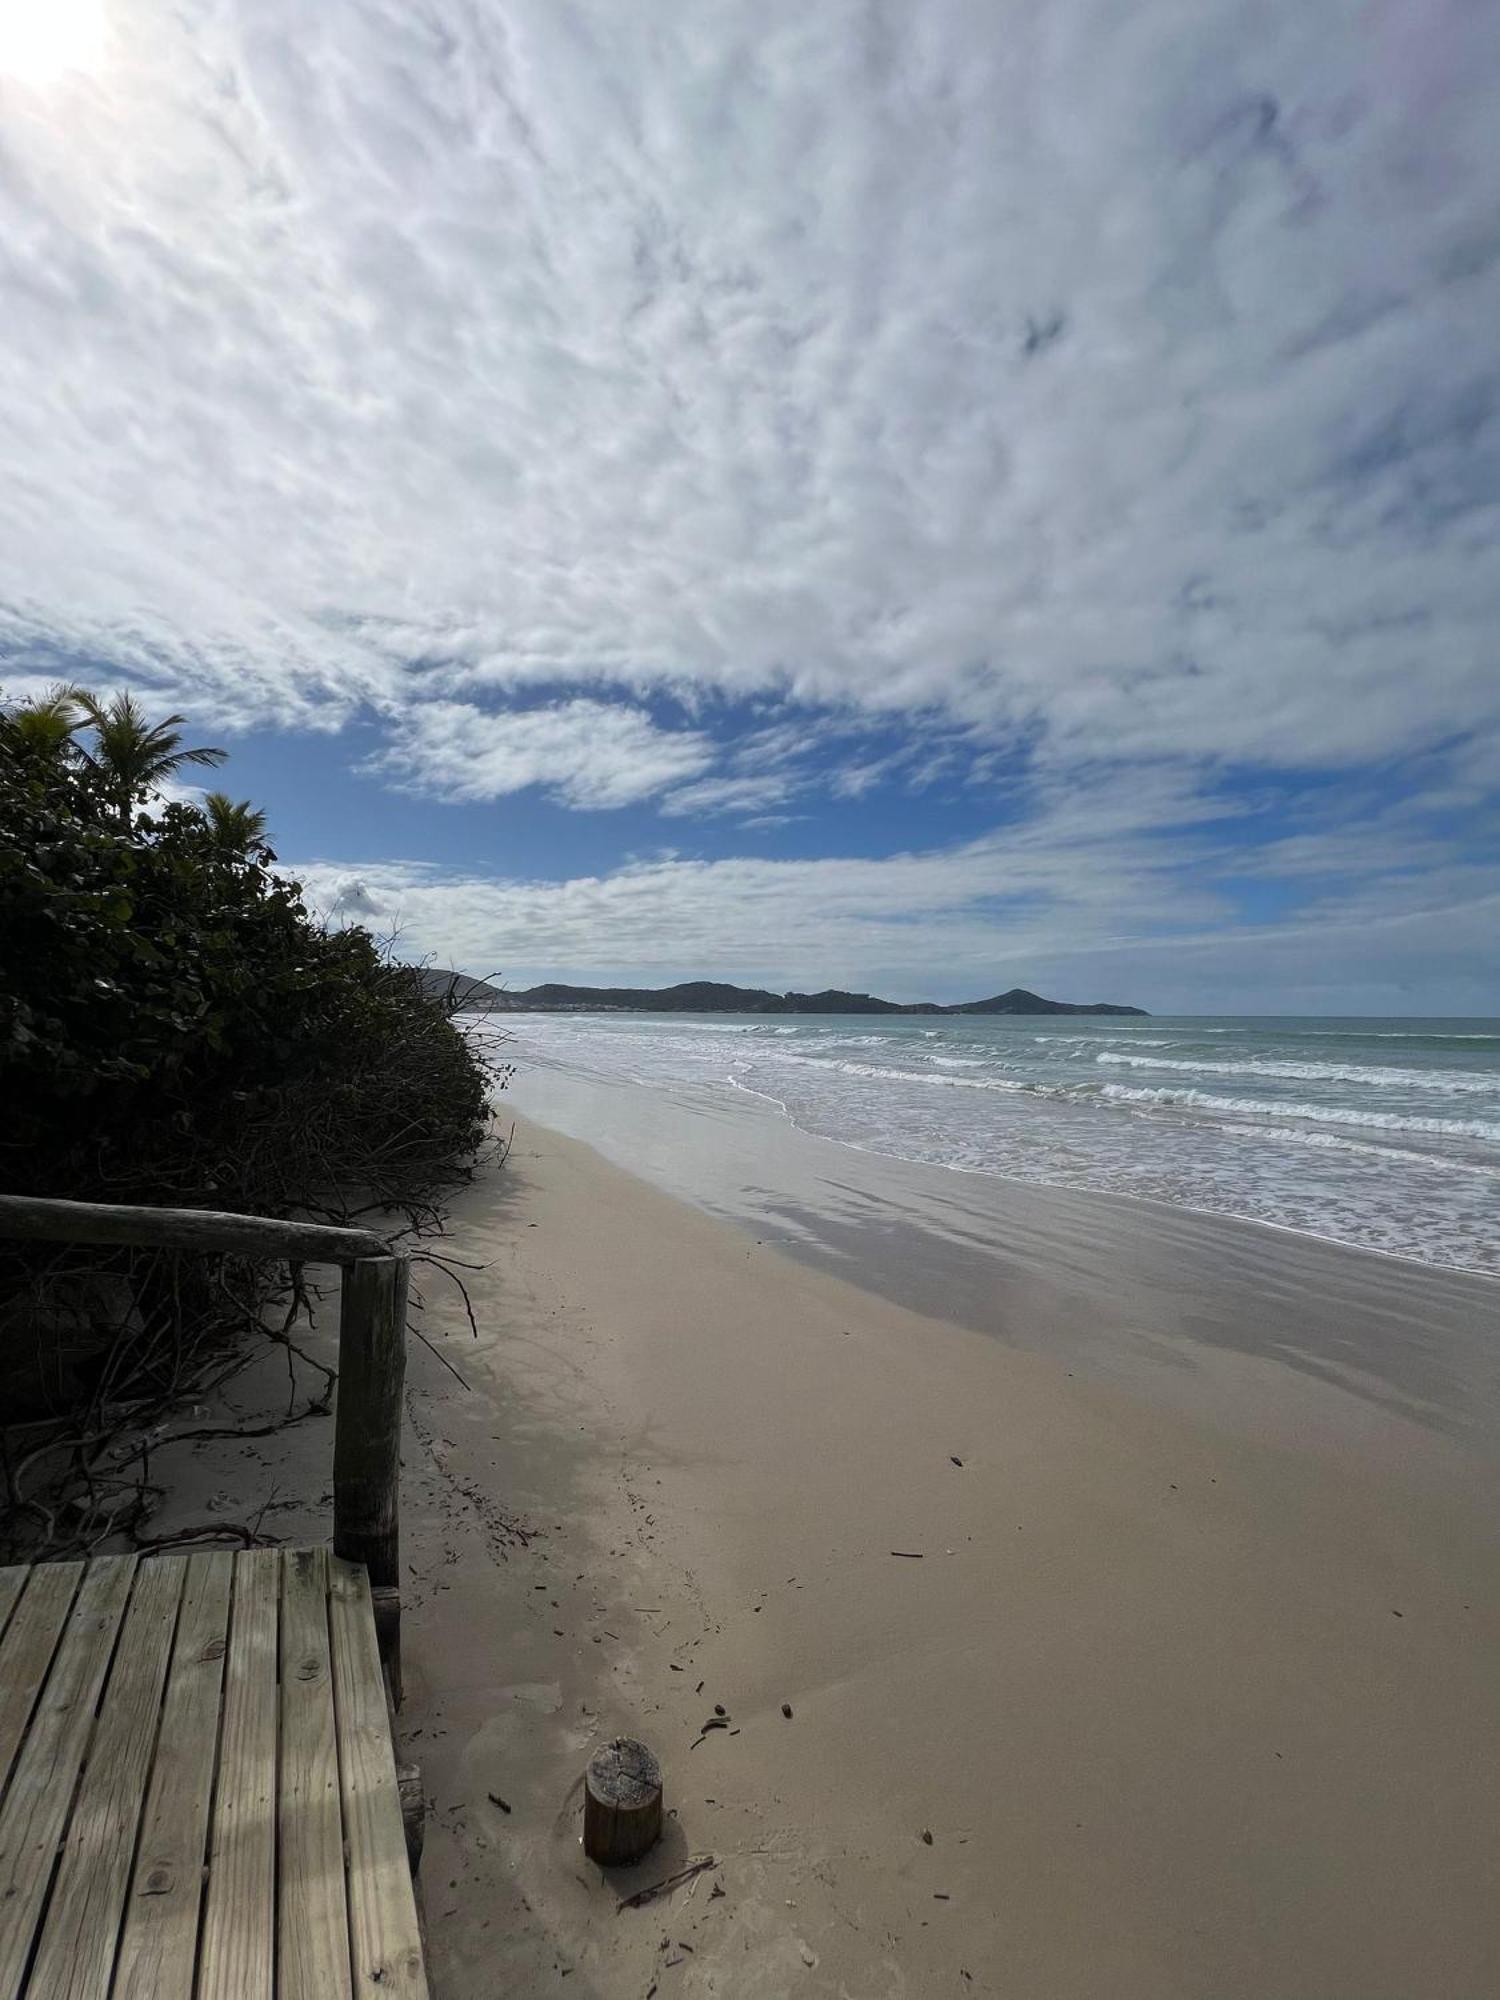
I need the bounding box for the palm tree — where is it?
[202,791,268,852]
[0,683,86,764]
[77,691,226,821]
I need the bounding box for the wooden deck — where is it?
[0,1546,427,2000]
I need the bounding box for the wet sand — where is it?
[159,1102,1500,1997]
[505,1057,1500,1469]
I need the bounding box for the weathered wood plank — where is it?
[198,1547,280,2000]
[0,1574,26,1651]
[328,1558,428,1998]
[27,1556,186,2000]
[0,1193,388,1265]
[279,1546,353,2000]
[113,1551,234,2000]
[0,1555,137,2000]
[334,1257,410,1591]
[0,1562,83,1807]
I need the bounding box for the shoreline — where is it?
[482,1009,1500,1282]
[503,1058,1500,1476]
[723,1065,1500,1284]
[153,1108,1500,1995]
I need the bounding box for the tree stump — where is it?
[583,1738,663,1866]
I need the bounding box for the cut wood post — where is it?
[395,1763,425,1875]
[584,1738,663,1867]
[334,1256,409,1696]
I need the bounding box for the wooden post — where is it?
[583,1739,663,1866]
[334,1255,409,1697]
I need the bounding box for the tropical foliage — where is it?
[1,685,497,1554]
[0,683,492,1217]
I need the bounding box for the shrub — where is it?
[0,739,490,1217]
[0,690,497,1554]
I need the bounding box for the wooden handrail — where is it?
[0,1192,410,1695]
[0,1193,388,1264]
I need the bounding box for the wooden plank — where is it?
[0,1193,388,1266]
[0,1563,83,1806]
[328,1558,428,1998]
[0,1555,136,2000]
[197,1548,279,2000]
[0,1573,26,1650]
[26,1556,186,2000]
[113,1551,234,2000]
[278,1546,352,2000]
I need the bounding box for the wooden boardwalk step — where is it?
[0,1549,426,2000]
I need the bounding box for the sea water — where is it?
[487,1013,1500,1276]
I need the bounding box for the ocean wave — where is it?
[1285,1030,1500,1045]
[1220,1122,1500,1175]
[627,1018,766,1034]
[1029,1032,1173,1044]
[1096,1052,1497,1093]
[1095,1082,1500,1143]
[770,1054,1028,1093]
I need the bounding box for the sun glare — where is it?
[0,0,105,86]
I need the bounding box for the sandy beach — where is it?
[152,1095,1500,1999]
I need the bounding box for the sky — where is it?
[1,0,1497,1011]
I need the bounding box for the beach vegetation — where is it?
[0,684,497,1554]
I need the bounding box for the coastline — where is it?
[157,1103,1500,1996]
[503,1055,1500,1475]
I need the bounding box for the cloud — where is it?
[0,0,1494,791]
[658,772,797,819]
[293,834,1500,1015]
[367,698,712,807]
[290,753,1499,1010]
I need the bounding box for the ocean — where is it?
[486,1013,1500,1277]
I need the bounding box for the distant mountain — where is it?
[949,988,1147,1016]
[418,971,1146,1017]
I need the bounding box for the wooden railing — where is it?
[0,1193,411,1692]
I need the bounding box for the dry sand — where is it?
[159,1112,1500,1998]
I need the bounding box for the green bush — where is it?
[0,718,490,1218]
[0,689,497,1553]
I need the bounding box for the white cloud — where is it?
[294,834,1500,1015]
[367,698,711,807]
[291,757,1500,1011]
[658,772,797,819]
[0,0,1494,786]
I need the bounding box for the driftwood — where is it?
[615,1855,716,1911]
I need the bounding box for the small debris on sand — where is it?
[781,1702,793,1718]
[951,1456,964,1467]
[891,1550,924,1559]
[921,1829,933,1844]
[616,1855,716,1911]
[487,1792,512,1814]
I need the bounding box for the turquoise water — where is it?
[493,1014,1500,1275]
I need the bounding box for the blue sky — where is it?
[1,0,1497,1009]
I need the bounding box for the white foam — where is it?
[777,1054,1029,1093]
[1096,1052,1497,1093]
[1095,1082,1500,1143]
